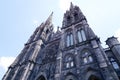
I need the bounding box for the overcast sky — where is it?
[0,0,120,79]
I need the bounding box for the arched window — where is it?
[88,56,93,62]
[74,12,79,21]
[65,55,74,68]
[82,50,93,64]
[66,33,73,47]
[77,29,86,43]
[65,74,77,80]
[67,16,71,24]
[110,58,119,69]
[37,75,46,80]
[88,75,101,80]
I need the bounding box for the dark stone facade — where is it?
[2,3,120,80]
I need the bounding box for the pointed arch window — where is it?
[65,55,74,68]
[110,58,119,69]
[67,16,71,24]
[82,50,93,64]
[77,29,86,43]
[74,12,79,21]
[66,33,73,47]
[88,56,93,62]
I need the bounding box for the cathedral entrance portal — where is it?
[88,75,100,80]
[38,75,46,80]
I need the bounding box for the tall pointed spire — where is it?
[70,2,74,10]
[45,12,53,25]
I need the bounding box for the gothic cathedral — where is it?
[2,3,120,80]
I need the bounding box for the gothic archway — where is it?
[37,75,46,80]
[65,74,77,80]
[88,75,100,80]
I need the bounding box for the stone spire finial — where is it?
[45,12,53,24]
[70,2,74,10]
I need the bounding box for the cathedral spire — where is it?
[45,12,53,25]
[70,2,74,10]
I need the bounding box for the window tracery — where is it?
[82,50,93,64]
[66,30,73,47]
[65,55,74,68]
[67,16,71,24]
[74,12,79,21]
[110,58,119,69]
[77,28,86,43]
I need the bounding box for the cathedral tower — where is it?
[106,36,120,64]
[58,3,119,80]
[2,3,120,80]
[2,13,54,80]
[105,37,120,78]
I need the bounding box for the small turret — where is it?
[106,36,120,64]
[106,36,120,48]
